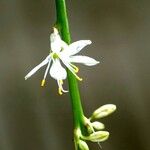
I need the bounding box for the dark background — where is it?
[0,0,150,150]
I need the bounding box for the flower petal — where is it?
[50,59,67,80]
[69,55,99,66]
[50,29,62,53]
[25,55,50,80]
[50,28,68,53]
[63,40,92,56]
[50,36,62,53]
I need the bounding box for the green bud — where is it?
[91,121,105,130]
[84,131,109,142]
[78,140,89,150]
[91,104,116,119]
[74,128,82,139]
[87,126,93,134]
[83,117,93,134]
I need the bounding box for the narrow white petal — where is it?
[61,41,68,50]
[25,55,50,80]
[63,40,92,56]
[50,59,67,80]
[50,28,69,53]
[69,55,99,66]
[50,31,62,53]
[50,38,62,53]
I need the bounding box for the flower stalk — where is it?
[55,0,85,137]
[55,1,87,149]
[54,1,116,150]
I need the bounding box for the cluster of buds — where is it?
[75,104,116,150]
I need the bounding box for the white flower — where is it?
[25,28,99,95]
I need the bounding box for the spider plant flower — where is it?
[25,28,99,95]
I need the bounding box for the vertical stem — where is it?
[55,0,84,131]
[55,0,71,43]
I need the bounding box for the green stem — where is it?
[55,0,84,130]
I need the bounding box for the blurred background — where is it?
[0,0,150,150]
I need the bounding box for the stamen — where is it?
[76,76,83,81]
[66,63,82,81]
[70,63,79,73]
[58,80,63,95]
[41,79,46,87]
[58,88,63,95]
[73,73,83,81]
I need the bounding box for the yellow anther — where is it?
[41,79,46,87]
[58,88,63,95]
[70,63,79,73]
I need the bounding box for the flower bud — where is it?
[91,104,116,119]
[91,121,105,130]
[78,140,89,150]
[87,126,93,134]
[85,131,109,142]
[83,117,93,134]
